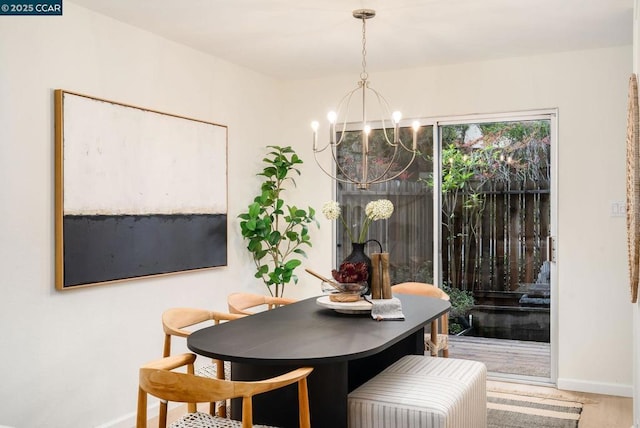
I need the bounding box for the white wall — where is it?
[282,46,634,397]
[0,3,325,427]
[0,2,634,427]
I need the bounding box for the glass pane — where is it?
[335,125,434,284]
[440,119,552,378]
[439,120,551,294]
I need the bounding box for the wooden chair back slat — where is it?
[227,293,296,315]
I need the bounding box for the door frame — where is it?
[428,108,558,384]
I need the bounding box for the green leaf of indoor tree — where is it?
[237,145,318,297]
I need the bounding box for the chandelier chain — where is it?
[360,17,368,81]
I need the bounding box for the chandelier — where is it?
[311,9,420,190]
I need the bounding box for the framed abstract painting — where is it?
[54,90,228,290]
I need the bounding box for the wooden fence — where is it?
[337,181,433,284]
[443,180,550,292]
[337,179,550,292]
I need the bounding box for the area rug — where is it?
[487,389,583,428]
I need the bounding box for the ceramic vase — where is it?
[343,242,372,294]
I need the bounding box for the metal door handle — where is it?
[547,236,555,262]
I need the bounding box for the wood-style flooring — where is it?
[153,336,633,427]
[157,388,632,428]
[487,379,633,428]
[449,335,632,427]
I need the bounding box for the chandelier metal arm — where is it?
[313,86,360,153]
[367,149,418,185]
[312,150,372,187]
[312,141,418,187]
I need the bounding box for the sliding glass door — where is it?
[335,110,557,383]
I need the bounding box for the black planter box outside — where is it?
[467,304,550,342]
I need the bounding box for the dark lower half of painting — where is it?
[63,213,227,287]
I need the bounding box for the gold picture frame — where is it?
[626,73,639,303]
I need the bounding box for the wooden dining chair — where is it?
[137,353,313,428]
[161,308,245,422]
[391,282,450,357]
[227,293,296,315]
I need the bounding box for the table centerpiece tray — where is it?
[316,295,372,314]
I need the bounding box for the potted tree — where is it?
[238,146,318,297]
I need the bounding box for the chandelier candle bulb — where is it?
[392,111,402,144]
[327,111,337,144]
[364,124,371,153]
[311,121,319,150]
[412,121,420,150]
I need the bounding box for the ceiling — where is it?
[70,0,633,80]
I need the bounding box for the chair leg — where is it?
[158,400,168,428]
[216,401,227,418]
[298,377,311,428]
[442,314,449,358]
[215,359,227,417]
[430,322,439,357]
[137,388,148,428]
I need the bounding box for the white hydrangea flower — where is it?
[365,199,394,221]
[322,199,393,244]
[321,200,341,220]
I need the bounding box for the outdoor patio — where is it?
[447,335,551,379]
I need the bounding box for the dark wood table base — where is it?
[232,330,424,428]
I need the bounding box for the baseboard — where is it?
[94,410,137,428]
[556,377,633,397]
[95,401,164,428]
[96,402,202,428]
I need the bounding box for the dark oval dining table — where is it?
[188,294,450,428]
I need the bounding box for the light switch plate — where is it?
[611,201,626,217]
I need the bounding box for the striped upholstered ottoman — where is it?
[348,355,487,428]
